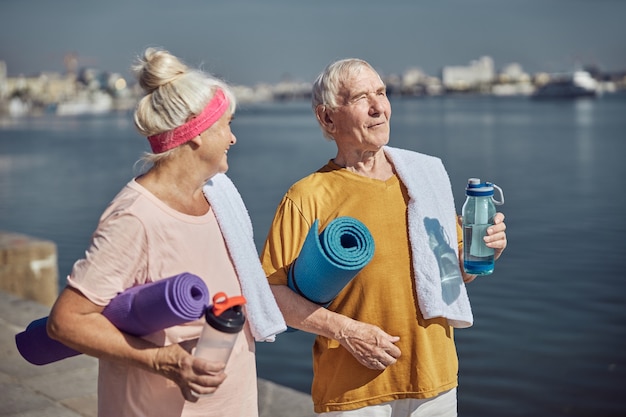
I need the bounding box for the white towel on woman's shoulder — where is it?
[203,174,286,341]
[384,146,473,328]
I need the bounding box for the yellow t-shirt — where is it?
[261,161,459,413]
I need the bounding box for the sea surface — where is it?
[1,95,625,416]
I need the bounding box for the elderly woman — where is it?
[47,47,285,417]
[261,58,507,416]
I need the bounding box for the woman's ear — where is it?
[189,134,203,148]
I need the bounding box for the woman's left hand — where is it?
[152,340,227,402]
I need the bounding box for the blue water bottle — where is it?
[462,178,504,275]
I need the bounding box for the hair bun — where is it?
[132,46,236,142]
[133,47,188,93]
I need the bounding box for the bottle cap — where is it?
[465,178,494,196]
[465,178,504,204]
[205,292,247,333]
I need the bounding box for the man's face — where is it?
[328,67,392,151]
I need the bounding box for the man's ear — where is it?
[315,105,335,134]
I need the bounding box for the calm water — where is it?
[1,96,625,416]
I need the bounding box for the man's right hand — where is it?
[334,319,401,370]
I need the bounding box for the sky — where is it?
[1,0,625,86]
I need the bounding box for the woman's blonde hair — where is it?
[132,47,236,163]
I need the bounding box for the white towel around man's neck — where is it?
[384,146,473,328]
[203,174,286,341]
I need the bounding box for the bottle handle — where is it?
[490,183,505,205]
[211,292,247,317]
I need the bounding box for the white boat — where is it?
[532,70,598,99]
[2,97,31,117]
[56,90,113,116]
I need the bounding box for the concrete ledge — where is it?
[0,231,58,307]
[0,290,315,417]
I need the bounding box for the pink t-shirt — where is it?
[68,179,258,417]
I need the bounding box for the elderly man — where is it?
[261,58,507,416]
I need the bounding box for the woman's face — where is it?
[327,67,392,151]
[199,110,236,175]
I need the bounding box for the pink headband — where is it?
[147,89,229,154]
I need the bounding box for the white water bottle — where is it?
[194,292,246,366]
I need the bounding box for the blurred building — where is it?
[492,62,534,96]
[441,56,495,92]
[383,67,443,97]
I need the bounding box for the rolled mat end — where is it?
[288,217,375,305]
[15,317,81,366]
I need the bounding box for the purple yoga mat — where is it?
[15,272,209,365]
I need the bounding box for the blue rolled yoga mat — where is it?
[288,217,375,306]
[15,272,209,365]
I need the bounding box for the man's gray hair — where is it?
[311,58,382,140]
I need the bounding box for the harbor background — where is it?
[1,94,625,416]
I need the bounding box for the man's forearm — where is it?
[270,284,352,340]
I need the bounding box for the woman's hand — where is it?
[152,340,227,402]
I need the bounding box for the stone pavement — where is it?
[0,290,315,417]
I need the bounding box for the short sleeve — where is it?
[260,196,311,286]
[67,213,148,306]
